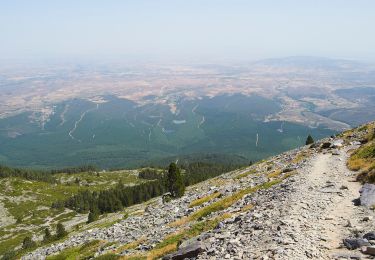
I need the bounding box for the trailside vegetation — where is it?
[55,162,236,216]
[348,124,375,183]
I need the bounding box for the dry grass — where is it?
[188,192,221,208]
[208,178,227,187]
[234,169,256,179]
[267,169,282,179]
[347,129,375,183]
[348,158,371,171]
[348,142,375,172]
[116,238,147,253]
[146,243,177,260]
[240,204,254,212]
[120,255,146,260]
[130,210,144,217]
[169,216,189,227]
[292,152,308,164]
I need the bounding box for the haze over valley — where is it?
[2,57,375,168]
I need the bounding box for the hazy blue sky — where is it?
[1,0,375,62]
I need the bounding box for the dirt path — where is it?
[281,148,365,259]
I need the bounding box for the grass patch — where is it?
[292,152,308,164]
[120,255,147,260]
[240,204,254,212]
[91,219,120,229]
[267,169,282,179]
[348,142,375,172]
[147,243,177,260]
[347,132,375,183]
[188,192,221,208]
[95,254,120,260]
[116,238,146,253]
[234,169,256,179]
[46,240,103,260]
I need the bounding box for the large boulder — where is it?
[162,241,206,260]
[359,184,375,207]
[343,238,370,250]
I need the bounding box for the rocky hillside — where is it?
[22,121,375,260]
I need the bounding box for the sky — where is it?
[1,0,375,62]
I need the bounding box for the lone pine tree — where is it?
[166,162,185,198]
[56,223,67,239]
[305,134,314,145]
[87,208,99,223]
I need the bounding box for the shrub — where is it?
[2,250,16,260]
[94,254,119,260]
[43,227,52,242]
[22,236,36,249]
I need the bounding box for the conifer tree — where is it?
[43,227,51,242]
[22,236,36,249]
[305,134,314,145]
[166,163,185,198]
[87,208,99,223]
[56,222,67,239]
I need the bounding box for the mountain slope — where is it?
[20,121,375,260]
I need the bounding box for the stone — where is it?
[363,232,375,240]
[343,238,370,250]
[321,142,332,149]
[162,241,206,260]
[331,253,362,259]
[361,245,375,256]
[359,184,375,207]
[362,216,373,222]
[345,220,353,227]
[215,221,224,230]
